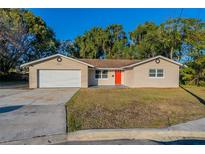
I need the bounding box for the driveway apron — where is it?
[0,88,78,142]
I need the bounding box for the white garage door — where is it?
[39,70,81,88]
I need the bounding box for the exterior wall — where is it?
[124,58,180,88]
[29,57,88,88]
[124,68,134,87]
[121,71,124,85]
[28,56,179,88]
[88,69,116,86]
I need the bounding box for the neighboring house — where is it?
[21,54,183,88]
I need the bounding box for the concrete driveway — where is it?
[0,88,78,143]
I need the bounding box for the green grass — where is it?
[66,86,205,132]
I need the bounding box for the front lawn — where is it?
[66,87,205,132]
[182,85,205,100]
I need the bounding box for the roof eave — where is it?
[20,54,94,68]
[89,67,124,70]
[122,55,183,69]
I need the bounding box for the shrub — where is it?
[199,80,205,86]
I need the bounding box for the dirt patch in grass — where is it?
[66,87,205,132]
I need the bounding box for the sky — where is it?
[29,8,205,41]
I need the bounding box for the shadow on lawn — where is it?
[0,105,23,114]
[180,85,205,106]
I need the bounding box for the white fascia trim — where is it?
[20,54,94,68]
[122,55,183,69]
[157,56,184,66]
[95,67,124,70]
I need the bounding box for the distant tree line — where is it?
[0,9,205,85]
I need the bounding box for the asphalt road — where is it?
[57,139,205,145]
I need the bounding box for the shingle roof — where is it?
[21,54,184,68]
[79,59,141,68]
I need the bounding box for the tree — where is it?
[74,24,129,59]
[57,40,78,57]
[74,27,107,58]
[181,56,205,86]
[180,66,196,85]
[0,9,58,74]
[191,56,205,86]
[105,24,128,58]
[136,30,163,58]
[130,22,158,45]
[0,9,33,74]
[159,18,205,61]
[159,19,183,60]
[182,18,205,60]
[129,18,205,61]
[129,22,163,59]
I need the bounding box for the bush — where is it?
[199,81,205,86]
[180,67,195,85]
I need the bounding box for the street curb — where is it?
[67,129,205,142]
[2,129,205,144]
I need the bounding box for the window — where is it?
[95,70,108,79]
[95,70,101,79]
[157,69,163,77]
[149,69,156,77]
[102,70,108,79]
[149,69,164,78]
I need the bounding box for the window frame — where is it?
[149,69,156,77]
[101,70,108,79]
[95,70,108,80]
[156,69,164,77]
[149,69,164,78]
[95,70,101,79]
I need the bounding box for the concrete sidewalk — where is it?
[168,118,205,131]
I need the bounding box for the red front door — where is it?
[115,70,121,85]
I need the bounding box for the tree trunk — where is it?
[195,74,200,86]
[196,77,199,86]
[170,47,174,59]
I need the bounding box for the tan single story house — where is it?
[20,54,183,88]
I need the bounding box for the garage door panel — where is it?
[39,70,81,88]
